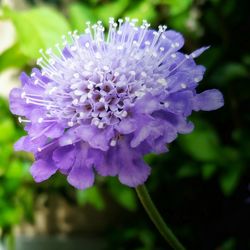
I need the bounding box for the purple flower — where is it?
[9,18,224,189]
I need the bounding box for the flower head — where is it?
[10,18,224,189]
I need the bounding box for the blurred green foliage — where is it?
[0,0,249,249]
[0,98,33,232]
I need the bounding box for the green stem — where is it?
[135,184,186,250]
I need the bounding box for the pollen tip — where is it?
[110,139,117,147]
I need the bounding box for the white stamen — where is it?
[93,118,99,126]
[38,117,43,123]
[49,87,57,95]
[181,83,187,89]
[73,73,80,78]
[164,102,170,108]
[68,121,74,127]
[74,90,83,96]
[121,111,128,117]
[72,99,79,105]
[98,122,104,129]
[157,78,167,85]
[87,92,93,98]
[110,139,117,147]
[87,82,94,89]
[103,65,109,71]
[194,77,200,83]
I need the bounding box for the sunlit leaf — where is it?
[123,1,157,23]
[3,7,70,58]
[0,44,28,72]
[0,144,13,165]
[0,203,22,227]
[95,0,130,26]
[68,3,96,31]
[0,119,15,142]
[5,160,25,178]
[164,0,193,16]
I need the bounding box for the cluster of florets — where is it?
[10,18,223,189]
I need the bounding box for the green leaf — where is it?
[138,229,155,249]
[0,204,22,227]
[144,153,156,165]
[219,166,241,196]
[76,186,105,210]
[0,144,13,166]
[19,188,34,222]
[179,120,220,162]
[123,1,157,23]
[95,0,130,26]
[4,7,70,58]
[68,3,96,31]
[69,0,130,29]
[108,178,137,211]
[0,119,15,142]
[222,0,236,17]
[220,147,240,165]
[164,0,193,16]
[197,47,222,69]
[177,164,199,178]
[0,44,29,72]
[5,160,25,178]
[211,62,248,86]
[219,238,236,250]
[202,163,217,179]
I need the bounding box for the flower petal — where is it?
[115,118,137,134]
[30,159,58,182]
[44,123,65,138]
[14,135,47,153]
[119,158,151,187]
[92,148,119,176]
[190,46,210,58]
[193,89,224,111]
[9,88,30,116]
[76,125,114,151]
[67,166,94,189]
[53,145,76,170]
[117,140,151,187]
[162,30,184,50]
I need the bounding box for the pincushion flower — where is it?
[9,18,224,190]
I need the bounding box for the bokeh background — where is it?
[0,0,249,249]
